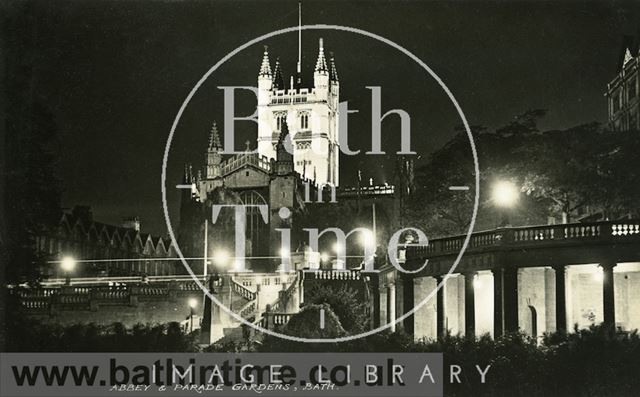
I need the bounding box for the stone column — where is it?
[463,272,476,337]
[553,265,567,332]
[402,275,415,336]
[298,270,305,305]
[290,279,300,312]
[388,282,396,332]
[503,267,519,333]
[492,268,504,338]
[199,276,214,345]
[601,262,617,327]
[371,273,381,328]
[254,283,262,316]
[435,275,445,338]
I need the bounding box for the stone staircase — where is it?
[211,274,300,345]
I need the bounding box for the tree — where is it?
[258,304,346,352]
[411,110,640,232]
[515,123,604,223]
[305,283,368,334]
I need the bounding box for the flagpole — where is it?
[297,1,302,74]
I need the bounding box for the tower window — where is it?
[275,114,286,131]
[300,113,309,130]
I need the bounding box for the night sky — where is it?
[8,0,640,235]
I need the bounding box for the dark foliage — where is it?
[6,318,199,353]
[257,325,640,397]
[305,283,368,334]
[410,110,640,235]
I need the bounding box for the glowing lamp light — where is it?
[188,298,198,309]
[212,250,230,266]
[359,229,375,248]
[333,242,342,253]
[60,256,76,273]
[279,248,290,258]
[492,180,519,208]
[320,252,329,262]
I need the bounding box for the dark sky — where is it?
[8,0,640,235]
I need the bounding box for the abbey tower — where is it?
[256,39,340,186]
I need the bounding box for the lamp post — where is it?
[279,247,290,272]
[188,298,198,333]
[491,180,519,227]
[60,256,76,286]
[333,242,345,270]
[359,229,376,269]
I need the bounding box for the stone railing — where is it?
[12,279,204,312]
[221,153,271,176]
[238,300,256,319]
[269,277,298,313]
[304,269,362,281]
[408,220,640,260]
[230,279,257,301]
[259,311,294,330]
[39,274,207,288]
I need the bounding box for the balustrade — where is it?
[231,279,257,301]
[306,269,361,280]
[408,220,640,262]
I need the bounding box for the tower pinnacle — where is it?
[329,52,339,82]
[207,121,222,151]
[315,38,328,73]
[259,46,272,77]
[273,58,284,90]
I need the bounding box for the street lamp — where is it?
[359,229,375,249]
[492,180,519,227]
[60,256,76,285]
[320,252,329,263]
[212,249,230,268]
[188,298,198,333]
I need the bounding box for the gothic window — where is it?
[300,113,309,130]
[629,79,637,100]
[274,113,286,131]
[613,91,621,112]
[238,190,269,258]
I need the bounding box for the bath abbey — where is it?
[176,38,414,275]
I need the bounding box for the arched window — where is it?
[275,113,286,131]
[300,113,309,130]
[238,190,269,259]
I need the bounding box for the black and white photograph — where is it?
[2,1,640,396]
